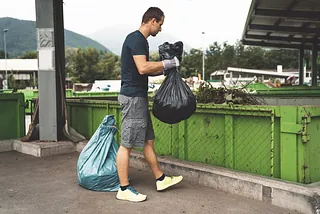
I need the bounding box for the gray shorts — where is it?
[118,94,155,148]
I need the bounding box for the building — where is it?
[210,66,311,87]
[0,59,38,88]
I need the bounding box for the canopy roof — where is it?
[242,0,320,50]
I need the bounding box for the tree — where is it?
[177,41,301,80]
[98,52,120,80]
[113,60,121,80]
[65,47,121,83]
[180,48,203,78]
[19,50,37,59]
[65,47,77,81]
[67,47,100,83]
[221,43,236,68]
[149,52,160,62]
[241,46,266,69]
[204,42,224,79]
[0,50,9,59]
[8,73,16,89]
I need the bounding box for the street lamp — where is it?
[202,32,205,81]
[3,29,8,89]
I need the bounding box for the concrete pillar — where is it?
[311,43,318,87]
[35,0,66,141]
[299,48,304,85]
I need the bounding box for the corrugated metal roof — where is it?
[242,0,320,50]
[0,59,38,72]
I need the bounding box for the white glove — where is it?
[162,56,180,70]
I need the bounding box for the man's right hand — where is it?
[162,56,180,70]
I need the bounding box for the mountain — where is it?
[88,24,193,55]
[0,17,110,57]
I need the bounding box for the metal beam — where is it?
[249,24,320,34]
[266,19,282,37]
[287,0,300,10]
[241,0,258,42]
[299,48,304,85]
[311,43,318,86]
[53,0,67,139]
[242,40,318,50]
[255,9,320,20]
[245,34,320,44]
[266,0,300,37]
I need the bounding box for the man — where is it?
[116,7,183,202]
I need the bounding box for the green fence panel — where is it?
[297,106,320,184]
[174,112,226,166]
[152,114,172,156]
[0,93,25,140]
[66,99,320,184]
[279,106,300,182]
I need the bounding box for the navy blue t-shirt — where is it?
[120,30,149,97]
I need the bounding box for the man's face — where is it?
[150,16,164,37]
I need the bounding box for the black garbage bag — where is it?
[152,41,196,124]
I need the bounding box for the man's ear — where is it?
[151,18,157,24]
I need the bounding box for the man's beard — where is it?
[151,32,158,37]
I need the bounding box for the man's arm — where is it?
[148,70,165,76]
[133,55,180,76]
[133,55,164,75]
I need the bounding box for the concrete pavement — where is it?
[0,151,300,214]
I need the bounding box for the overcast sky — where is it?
[1,0,252,48]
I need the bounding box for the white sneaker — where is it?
[116,186,147,202]
[156,175,183,191]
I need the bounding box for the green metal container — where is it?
[0,93,25,140]
[19,89,73,114]
[72,91,120,97]
[255,86,320,97]
[72,91,154,98]
[0,89,13,93]
[66,99,320,184]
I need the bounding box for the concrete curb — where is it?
[0,140,14,152]
[129,151,320,214]
[13,140,76,157]
[0,139,77,157]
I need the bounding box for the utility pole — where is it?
[202,32,205,81]
[3,29,8,89]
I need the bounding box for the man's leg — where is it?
[143,139,183,191]
[116,95,147,202]
[116,145,131,186]
[116,145,147,202]
[143,139,163,179]
[144,111,183,191]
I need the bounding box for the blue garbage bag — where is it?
[77,115,120,192]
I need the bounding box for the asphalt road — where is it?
[0,152,300,214]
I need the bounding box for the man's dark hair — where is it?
[142,7,164,23]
